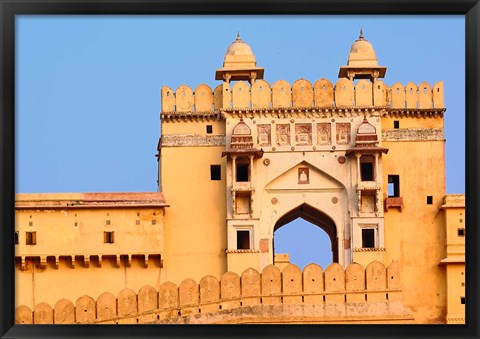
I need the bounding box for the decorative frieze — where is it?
[161,134,226,147]
[295,124,312,145]
[317,123,332,145]
[222,107,382,120]
[382,128,444,142]
[336,123,351,145]
[257,124,271,146]
[353,248,386,252]
[276,124,291,146]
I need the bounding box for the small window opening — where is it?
[360,162,374,181]
[210,165,221,180]
[206,125,213,134]
[14,232,19,245]
[237,230,251,249]
[104,231,115,244]
[427,196,433,204]
[458,228,465,237]
[394,120,399,129]
[460,297,465,305]
[26,231,36,245]
[388,175,400,197]
[236,163,249,182]
[361,229,375,248]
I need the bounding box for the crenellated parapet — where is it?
[160,79,445,120]
[16,261,414,324]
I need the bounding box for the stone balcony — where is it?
[232,182,255,192]
[357,181,381,191]
[384,197,403,212]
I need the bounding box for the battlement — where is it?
[15,261,414,324]
[160,79,444,116]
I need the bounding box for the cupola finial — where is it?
[359,28,364,40]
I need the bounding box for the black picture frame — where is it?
[1,1,478,338]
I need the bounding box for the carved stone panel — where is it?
[317,123,331,145]
[257,124,271,146]
[336,123,351,145]
[298,167,309,184]
[276,124,290,146]
[295,124,312,146]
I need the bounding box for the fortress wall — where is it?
[160,80,444,113]
[16,261,403,324]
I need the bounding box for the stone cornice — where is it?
[161,111,222,122]
[161,134,226,147]
[221,106,385,119]
[382,128,444,142]
[353,248,386,252]
[382,108,445,118]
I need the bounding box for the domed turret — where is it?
[215,32,265,83]
[338,29,387,82]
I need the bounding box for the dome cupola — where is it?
[338,29,387,82]
[215,32,265,83]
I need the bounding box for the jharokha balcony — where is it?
[384,196,403,212]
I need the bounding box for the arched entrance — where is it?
[273,204,338,264]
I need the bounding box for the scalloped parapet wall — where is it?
[15,261,412,324]
[160,79,444,114]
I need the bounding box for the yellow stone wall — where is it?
[381,113,447,322]
[160,145,228,283]
[441,195,465,324]
[15,193,167,309]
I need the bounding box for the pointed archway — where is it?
[273,203,338,263]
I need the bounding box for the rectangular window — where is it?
[206,125,213,134]
[237,230,251,250]
[361,229,375,248]
[210,165,221,180]
[14,231,19,245]
[104,231,115,244]
[236,163,249,182]
[360,162,373,181]
[388,175,400,197]
[394,120,400,129]
[26,231,36,245]
[461,297,465,305]
[458,228,465,237]
[427,196,433,204]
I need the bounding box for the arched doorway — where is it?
[273,204,338,266]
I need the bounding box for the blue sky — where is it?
[16,16,465,269]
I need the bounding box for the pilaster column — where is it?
[374,153,379,183]
[232,155,237,185]
[355,153,361,183]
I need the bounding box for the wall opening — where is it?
[26,231,36,245]
[361,229,375,248]
[104,231,115,244]
[273,204,337,269]
[236,162,249,182]
[210,165,221,180]
[360,155,374,181]
[237,230,251,249]
[388,175,400,197]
